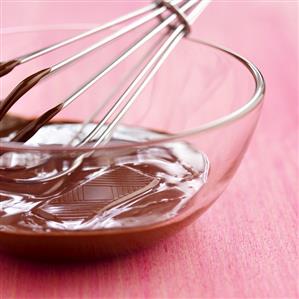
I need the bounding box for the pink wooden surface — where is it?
[0,1,298,298]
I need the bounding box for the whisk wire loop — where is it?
[156,0,191,35]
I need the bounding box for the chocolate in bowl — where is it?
[0,115,209,259]
[0,24,264,259]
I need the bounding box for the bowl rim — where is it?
[0,24,265,152]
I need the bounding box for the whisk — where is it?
[0,0,210,184]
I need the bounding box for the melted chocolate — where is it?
[0,59,20,77]
[0,68,51,121]
[0,114,29,138]
[11,103,64,142]
[0,117,209,234]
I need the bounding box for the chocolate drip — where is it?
[12,103,64,142]
[0,60,21,77]
[0,68,51,121]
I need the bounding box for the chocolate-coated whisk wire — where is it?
[0,0,211,184]
[0,0,184,121]
[9,0,200,143]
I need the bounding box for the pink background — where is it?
[0,1,298,298]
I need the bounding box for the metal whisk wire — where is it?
[0,0,211,184]
[81,0,211,147]
[0,0,184,121]
[0,0,180,76]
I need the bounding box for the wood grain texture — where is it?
[0,1,298,299]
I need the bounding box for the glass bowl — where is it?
[0,24,265,260]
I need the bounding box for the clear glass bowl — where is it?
[0,24,265,260]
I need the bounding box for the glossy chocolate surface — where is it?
[0,59,20,77]
[0,116,209,259]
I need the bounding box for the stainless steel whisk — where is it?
[0,0,210,184]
